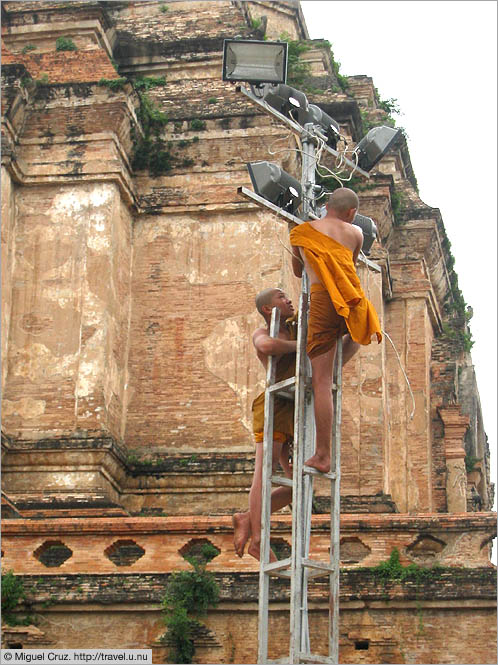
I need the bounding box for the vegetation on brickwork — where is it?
[98,77,128,91]
[279,34,314,91]
[190,118,206,131]
[465,453,481,473]
[278,35,349,94]
[390,188,406,224]
[313,39,350,92]
[441,320,473,352]
[36,73,50,86]
[361,88,405,138]
[1,570,34,626]
[21,44,37,54]
[377,92,401,116]
[207,97,218,104]
[181,542,220,567]
[360,108,390,134]
[131,79,176,176]
[439,235,474,351]
[159,3,169,12]
[160,551,220,663]
[133,75,167,91]
[360,548,445,588]
[315,169,378,197]
[55,36,77,52]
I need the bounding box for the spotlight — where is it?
[353,213,377,255]
[247,161,302,214]
[355,126,402,172]
[222,39,288,84]
[300,104,340,149]
[262,84,308,123]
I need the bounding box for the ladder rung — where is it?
[269,569,292,579]
[263,557,291,575]
[271,474,293,487]
[306,568,333,580]
[275,389,294,401]
[303,465,336,480]
[302,558,335,573]
[298,653,335,664]
[268,376,295,393]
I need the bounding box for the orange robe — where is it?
[289,222,382,349]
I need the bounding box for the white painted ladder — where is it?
[257,275,343,664]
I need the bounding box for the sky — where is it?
[302,0,497,511]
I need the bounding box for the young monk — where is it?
[232,288,297,561]
[289,188,382,474]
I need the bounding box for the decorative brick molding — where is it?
[438,405,470,512]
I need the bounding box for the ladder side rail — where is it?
[289,278,310,663]
[291,123,317,663]
[328,335,343,663]
[301,346,316,657]
[258,306,281,664]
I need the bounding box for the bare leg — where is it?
[245,439,293,561]
[305,334,360,474]
[305,344,336,473]
[342,333,360,366]
[233,482,292,558]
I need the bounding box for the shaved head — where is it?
[328,188,359,216]
[255,288,278,315]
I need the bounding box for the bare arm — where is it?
[291,245,303,278]
[352,226,363,265]
[253,328,297,356]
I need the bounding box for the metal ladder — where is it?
[257,274,343,664]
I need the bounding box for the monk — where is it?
[289,188,382,474]
[232,288,296,561]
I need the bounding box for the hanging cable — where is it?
[382,329,416,420]
[359,250,415,421]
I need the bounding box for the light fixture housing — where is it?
[355,126,403,172]
[222,39,288,84]
[353,213,377,254]
[262,83,308,123]
[300,104,340,149]
[247,161,302,214]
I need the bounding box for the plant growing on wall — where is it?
[55,37,77,52]
[1,570,33,626]
[160,548,220,664]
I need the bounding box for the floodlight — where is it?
[300,104,340,149]
[355,126,402,172]
[262,84,308,123]
[353,213,377,255]
[247,161,302,214]
[222,39,288,84]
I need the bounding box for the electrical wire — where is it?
[382,329,416,421]
[359,250,416,421]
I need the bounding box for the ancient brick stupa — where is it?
[1,1,496,662]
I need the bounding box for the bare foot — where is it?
[304,453,330,474]
[247,540,278,563]
[232,512,251,558]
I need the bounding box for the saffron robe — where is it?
[290,222,382,347]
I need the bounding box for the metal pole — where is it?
[290,124,317,663]
[329,335,342,663]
